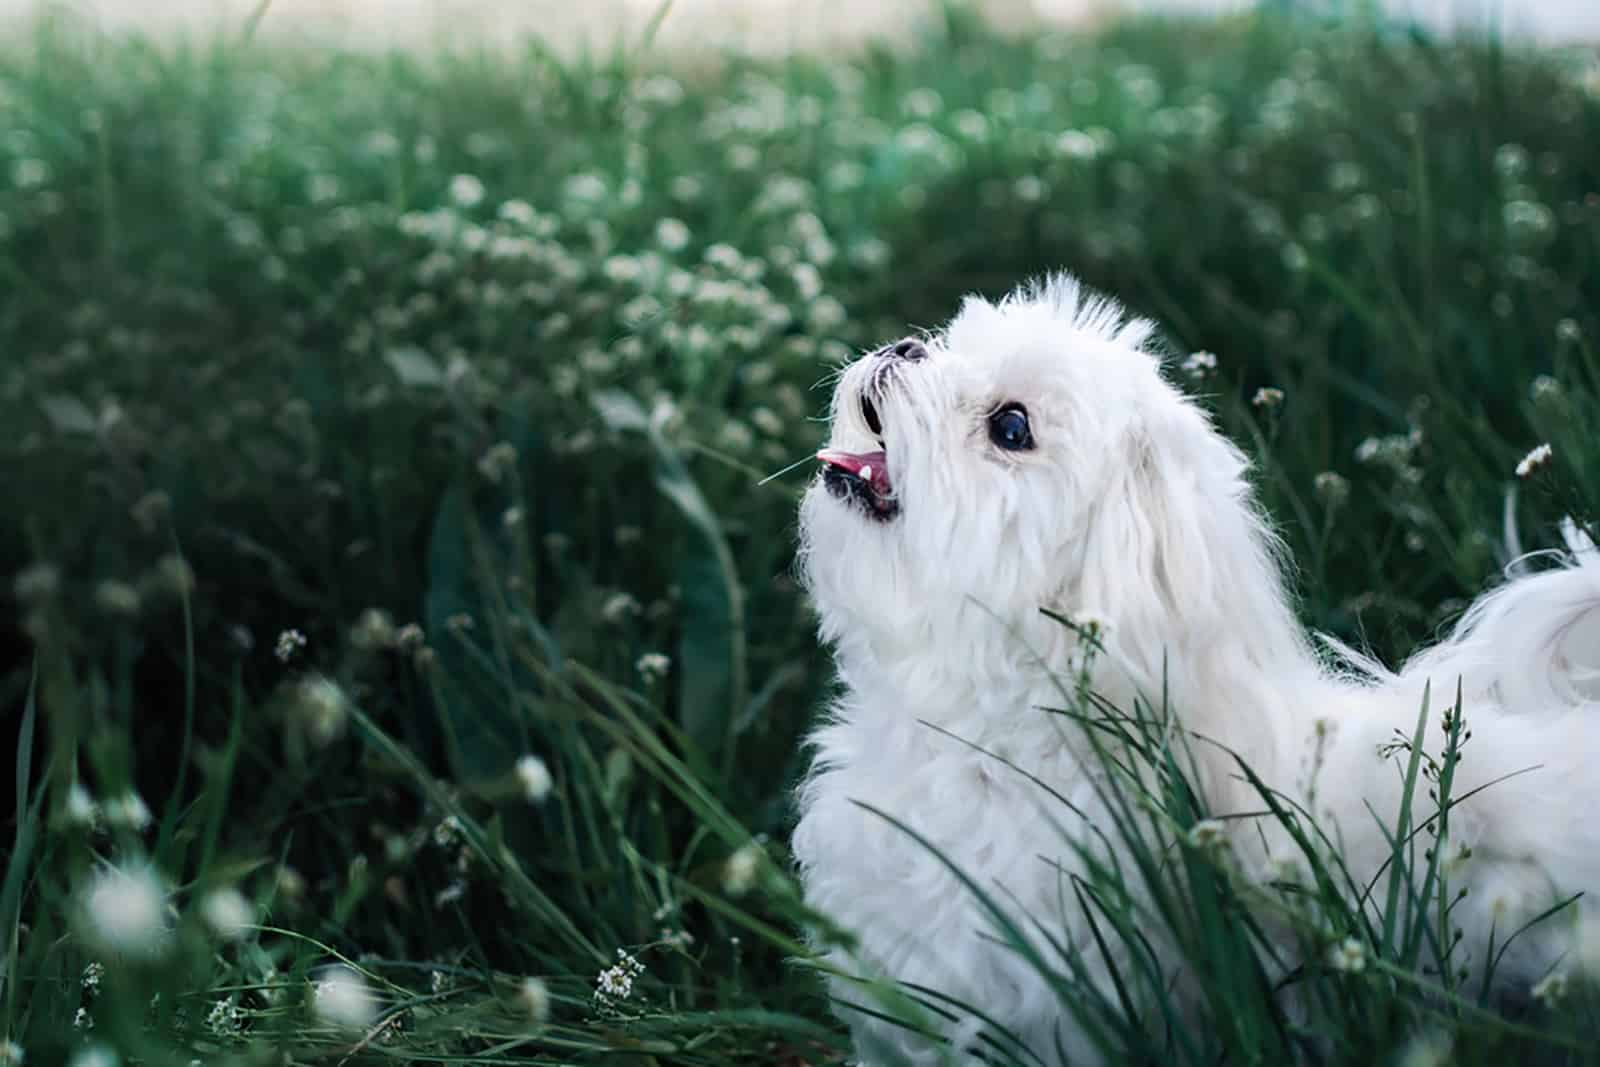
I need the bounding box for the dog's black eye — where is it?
[987,404,1034,451]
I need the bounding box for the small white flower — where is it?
[206,995,244,1036]
[1252,386,1285,410]
[276,864,307,901]
[1515,442,1553,478]
[81,961,104,995]
[432,815,463,848]
[103,791,152,831]
[601,592,642,624]
[1530,374,1562,403]
[498,199,535,226]
[516,976,550,1022]
[596,965,633,999]
[73,1008,93,1031]
[655,217,691,252]
[310,965,378,1031]
[722,842,763,896]
[0,1038,23,1066]
[1180,350,1217,378]
[291,675,350,747]
[68,1042,115,1067]
[515,754,553,803]
[433,882,466,908]
[636,652,671,683]
[1531,971,1568,1006]
[595,949,646,1004]
[477,441,519,483]
[13,563,59,603]
[1327,936,1367,974]
[1395,1031,1453,1067]
[201,888,254,941]
[79,864,169,959]
[94,580,140,616]
[1185,819,1229,850]
[448,173,485,208]
[274,628,307,663]
[350,608,396,651]
[65,784,99,827]
[1312,471,1350,508]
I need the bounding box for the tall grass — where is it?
[2,2,1598,1063]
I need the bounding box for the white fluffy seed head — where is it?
[67,1044,117,1067]
[79,864,169,960]
[722,842,763,896]
[200,888,254,941]
[515,755,553,803]
[516,976,551,1022]
[310,965,378,1031]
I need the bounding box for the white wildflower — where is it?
[1515,442,1553,478]
[1327,936,1367,974]
[477,441,518,483]
[274,628,307,663]
[94,580,140,616]
[1180,351,1217,378]
[722,841,763,896]
[78,864,169,959]
[1185,819,1229,850]
[636,652,671,683]
[81,961,103,996]
[310,965,378,1031]
[1312,471,1350,508]
[515,754,553,803]
[73,1008,93,1031]
[1531,971,1568,1006]
[68,1042,115,1067]
[1395,1031,1453,1067]
[276,864,306,901]
[595,949,645,1005]
[350,608,396,651]
[448,174,486,209]
[206,996,244,1036]
[750,407,784,437]
[65,784,99,828]
[655,217,691,252]
[13,563,59,603]
[200,888,254,941]
[0,1038,22,1066]
[498,199,535,226]
[1252,386,1285,410]
[291,675,350,747]
[427,817,462,851]
[601,592,642,624]
[103,791,152,831]
[516,976,550,1022]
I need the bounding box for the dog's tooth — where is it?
[860,465,873,481]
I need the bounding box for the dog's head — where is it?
[799,274,1299,683]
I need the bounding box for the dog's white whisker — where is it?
[756,453,818,487]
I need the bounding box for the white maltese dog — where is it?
[792,274,1600,1065]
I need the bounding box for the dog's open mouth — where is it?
[817,445,897,520]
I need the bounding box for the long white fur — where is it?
[792,274,1600,1065]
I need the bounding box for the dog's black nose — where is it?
[885,339,927,362]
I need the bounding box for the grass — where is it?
[2,1,1600,1063]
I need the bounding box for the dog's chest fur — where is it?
[791,675,1119,1063]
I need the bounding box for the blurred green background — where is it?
[3,0,1599,1063]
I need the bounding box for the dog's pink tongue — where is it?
[817,448,892,495]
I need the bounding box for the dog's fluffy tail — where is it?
[1394,519,1600,715]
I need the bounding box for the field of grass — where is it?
[4,2,1600,1064]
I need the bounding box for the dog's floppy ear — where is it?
[1068,392,1303,673]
